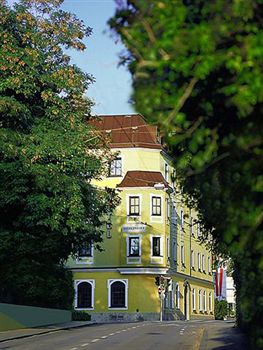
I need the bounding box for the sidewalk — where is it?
[199,320,251,350]
[0,321,96,343]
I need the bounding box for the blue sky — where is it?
[8,0,135,115]
[62,0,134,115]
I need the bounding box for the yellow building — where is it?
[67,114,214,322]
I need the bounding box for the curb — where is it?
[0,322,97,343]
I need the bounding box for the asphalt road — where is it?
[0,320,249,350]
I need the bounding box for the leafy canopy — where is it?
[109,0,263,347]
[0,0,118,308]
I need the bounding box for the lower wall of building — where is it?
[73,270,214,322]
[0,303,71,331]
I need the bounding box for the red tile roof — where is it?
[90,114,162,149]
[117,171,169,188]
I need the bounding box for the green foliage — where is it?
[72,310,91,321]
[109,0,263,348]
[215,300,228,320]
[0,0,119,309]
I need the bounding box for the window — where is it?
[209,292,212,312]
[129,196,140,216]
[190,217,194,236]
[128,237,140,256]
[167,237,170,259]
[180,210,184,229]
[181,246,185,266]
[198,253,201,271]
[109,157,122,176]
[152,236,161,256]
[75,280,94,309]
[192,288,196,311]
[202,254,205,272]
[166,198,170,220]
[191,250,195,269]
[199,290,202,311]
[203,291,207,311]
[78,241,93,258]
[152,196,162,216]
[208,256,211,274]
[175,283,180,309]
[108,280,128,309]
[164,162,169,181]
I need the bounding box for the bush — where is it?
[72,311,91,321]
[215,300,228,320]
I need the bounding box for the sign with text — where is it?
[122,224,146,233]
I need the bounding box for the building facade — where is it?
[67,114,215,322]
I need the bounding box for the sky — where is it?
[8,0,135,115]
[62,0,135,115]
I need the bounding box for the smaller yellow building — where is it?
[67,114,214,322]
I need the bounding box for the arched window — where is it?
[77,281,92,308]
[110,281,126,308]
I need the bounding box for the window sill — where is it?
[109,307,128,310]
[75,307,94,311]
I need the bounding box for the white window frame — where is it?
[150,194,163,223]
[180,245,185,266]
[180,209,184,230]
[166,237,170,260]
[77,241,93,258]
[126,194,142,217]
[190,216,194,236]
[109,156,122,177]
[107,279,128,310]
[151,235,163,257]
[209,291,213,312]
[208,256,211,274]
[198,253,201,271]
[203,290,207,312]
[191,250,195,269]
[164,161,169,181]
[198,289,203,311]
[74,279,95,310]
[202,254,205,272]
[126,235,141,257]
[151,195,162,217]
[192,288,196,311]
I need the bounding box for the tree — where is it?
[109,0,263,347]
[0,0,119,309]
